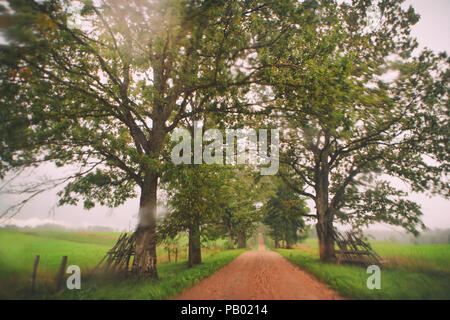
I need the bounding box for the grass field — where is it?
[2,228,449,300]
[275,237,450,300]
[0,229,244,299]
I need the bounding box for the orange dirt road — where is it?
[175,234,345,300]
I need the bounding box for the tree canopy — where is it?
[0,0,301,275]
[263,181,310,248]
[0,0,448,268]
[263,0,449,260]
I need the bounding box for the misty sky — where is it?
[0,0,449,231]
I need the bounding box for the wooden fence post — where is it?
[55,256,68,292]
[31,255,40,293]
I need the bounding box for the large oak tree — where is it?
[265,0,449,261]
[0,0,298,276]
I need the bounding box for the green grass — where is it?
[0,229,115,298]
[21,230,120,246]
[7,228,447,300]
[0,229,244,299]
[370,241,450,275]
[52,249,245,300]
[276,238,450,300]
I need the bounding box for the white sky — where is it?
[0,0,449,231]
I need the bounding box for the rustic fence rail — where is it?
[30,255,40,293]
[332,229,382,266]
[96,232,136,273]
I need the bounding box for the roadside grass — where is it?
[51,249,245,300]
[277,239,450,300]
[294,238,450,275]
[0,229,244,299]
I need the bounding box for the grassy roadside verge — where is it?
[50,248,246,300]
[276,248,450,300]
[0,229,245,299]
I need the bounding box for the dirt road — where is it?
[175,234,344,300]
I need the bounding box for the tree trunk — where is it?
[314,155,336,263]
[315,196,336,262]
[286,238,292,249]
[274,235,279,249]
[228,231,234,248]
[237,232,246,249]
[188,219,202,267]
[132,173,158,277]
[131,124,166,277]
[316,216,336,262]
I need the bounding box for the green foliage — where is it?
[263,181,309,247]
[0,0,447,264]
[159,161,263,246]
[216,168,266,241]
[0,0,298,211]
[264,0,449,234]
[159,163,228,240]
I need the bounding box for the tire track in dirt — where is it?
[175,234,345,300]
